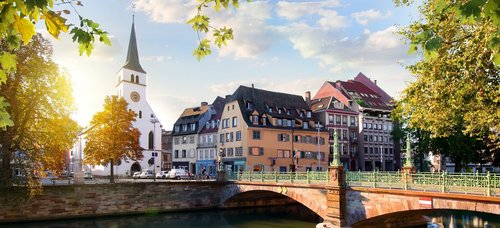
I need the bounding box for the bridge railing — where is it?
[227,171,329,184]
[345,171,499,196]
[228,170,499,196]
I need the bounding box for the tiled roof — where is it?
[228,86,319,129]
[310,96,356,114]
[199,96,226,134]
[334,80,391,111]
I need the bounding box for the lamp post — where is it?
[218,148,224,171]
[150,116,160,182]
[404,134,413,168]
[380,145,383,171]
[330,129,341,167]
[315,123,322,171]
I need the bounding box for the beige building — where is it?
[218,85,329,173]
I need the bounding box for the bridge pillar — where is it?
[324,165,346,227]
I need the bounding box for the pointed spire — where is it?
[123,16,146,74]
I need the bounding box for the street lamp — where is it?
[380,145,383,171]
[150,116,160,182]
[315,123,322,171]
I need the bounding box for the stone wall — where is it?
[0,182,225,222]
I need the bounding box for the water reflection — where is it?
[353,210,500,228]
[0,205,320,228]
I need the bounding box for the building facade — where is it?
[161,130,173,171]
[87,18,162,177]
[312,73,400,171]
[172,102,215,174]
[218,85,329,173]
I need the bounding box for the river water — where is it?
[1,206,499,228]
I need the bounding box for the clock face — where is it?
[130,91,140,102]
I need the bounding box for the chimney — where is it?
[225,94,231,100]
[374,80,377,85]
[201,101,208,106]
[305,91,311,104]
[252,83,254,89]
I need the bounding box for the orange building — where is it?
[218,85,329,173]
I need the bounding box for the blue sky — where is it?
[43,0,419,130]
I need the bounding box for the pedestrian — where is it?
[201,166,207,179]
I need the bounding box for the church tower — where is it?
[113,16,162,175]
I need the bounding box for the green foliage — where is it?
[187,0,250,61]
[395,0,500,152]
[0,34,79,193]
[84,96,142,183]
[0,0,110,128]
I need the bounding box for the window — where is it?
[220,134,224,144]
[276,118,283,126]
[174,150,179,158]
[226,133,230,142]
[342,116,347,125]
[306,111,312,118]
[135,75,139,84]
[277,133,289,142]
[336,116,341,125]
[364,147,368,154]
[139,111,142,119]
[252,115,259,125]
[182,136,187,144]
[148,131,154,149]
[277,150,290,158]
[190,123,196,131]
[232,116,237,127]
[189,136,195,144]
[174,125,179,133]
[369,135,373,142]
[182,150,187,158]
[253,130,261,139]
[303,122,309,129]
[268,107,273,113]
[261,116,267,126]
[130,74,134,82]
[235,147,243,157]
[364,135,368,141]
[278,108,282,114]
[369,148,373,154]
[236,131,241,141]
[286,119,292,127]
[329,114,334,123]
[182,124,187,132]
[363,123,367,128]
[174,137,179,145]
[286,109,291,115]
[246,101,253,109]
[230,132,234,142]
[249,147,264,156]
[227,148,234,157]
[350,116,356,126]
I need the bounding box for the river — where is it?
[0,206,499,227]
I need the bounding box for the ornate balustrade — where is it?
[228,171,500,196]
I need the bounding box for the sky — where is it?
[42,0,420,130]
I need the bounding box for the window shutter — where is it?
[259,148,264,156]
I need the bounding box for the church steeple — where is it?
[123,16,146,74]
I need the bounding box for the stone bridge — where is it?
[224,167,500,227]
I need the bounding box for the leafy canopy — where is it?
[0,0,110,128]
[0,34,79,192]
[84,96,142,183]
[187,0,248,61]
[394,0,500,151]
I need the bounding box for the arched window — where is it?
[139,111,142,118]
[130,74,134,82]
[135,75,139,84]
[148,131,154,149]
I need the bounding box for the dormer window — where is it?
[278,108,282,114]
[286,119,292,127]
[174,125,180,132]
[299,111,304,117]
[206,122,210,129]
[268,107,273,113]
[182,124,187,132]
[252,115,259,125]
[286,109,291,115]
[306,111,312,118]
[303,122,309,129]
[211,120,216,128]
[261,115,267,126]
[276,118,283,126]
[246,101,253,109]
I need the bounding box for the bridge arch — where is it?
[220,183,328,219]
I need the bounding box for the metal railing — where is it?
[228,171,500,196]
[227,171,329,184]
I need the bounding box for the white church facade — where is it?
[71,18,162,177]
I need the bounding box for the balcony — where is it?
[197,142,216,148]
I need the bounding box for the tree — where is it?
[394,0,500,152]
[0,34,79,193]
[0,0,109,128]
[187,0,250,60]
[84,96,142,183]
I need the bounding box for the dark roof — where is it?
[334,80,391,111]
[122,18,146,74]
[199,96,226,134]
[310,96,356,114]
[229,86,318,129]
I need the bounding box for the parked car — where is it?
[140,169,154,179]
[156,171,169,179]
[84,171,93,180]
[132,171,141,179]
[168,169,192,180]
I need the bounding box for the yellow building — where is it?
[218,85,329,173]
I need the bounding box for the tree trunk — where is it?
[0,150,12,188]
[110,159,114,183]
[454,157,462,173]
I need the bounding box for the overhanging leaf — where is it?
[14,17,36,44]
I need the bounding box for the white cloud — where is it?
[365,26,401,50]
[141,55,168,62]
[134,0,198,24]
[276,0,341,20]
[317,10,349,29]
[352,9,392,25]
